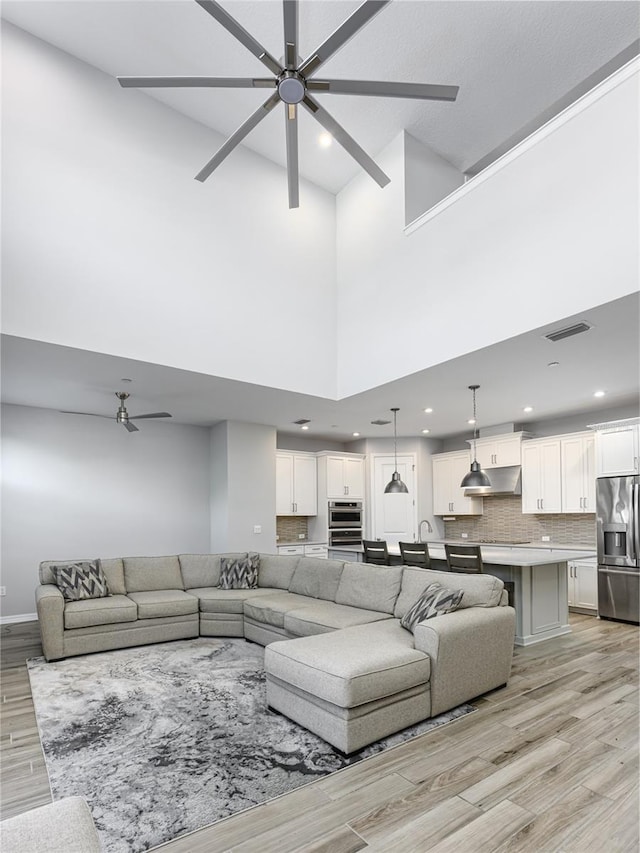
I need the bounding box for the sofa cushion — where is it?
[288,557,345,601]
[394,567,504,618]
[51,561,110,602]
[127,590,198,619]
[219,554,259,590]
[265,620,431,708]
[123,556,184,593]
[40,558,126,596]
[64,595,137,630]
[243,593,319,628]
[284,602,392,637]
[188,587,281,614]
[257,554,299,589]
[178,554,245,589]
[400,583,465,632]
[335,563,403,614]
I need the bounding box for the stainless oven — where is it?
[329,528,363,547]
[328,501,363,528]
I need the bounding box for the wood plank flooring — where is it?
[1,615,638,851]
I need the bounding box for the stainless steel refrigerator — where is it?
[596,475,639,624]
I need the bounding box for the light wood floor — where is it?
[1,615,638,852]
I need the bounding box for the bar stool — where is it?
[362,540,391,566]
[398,541,431,569]
[444,543,484,574]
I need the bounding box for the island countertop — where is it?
[328,544,596,567]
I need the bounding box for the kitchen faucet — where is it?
[418,519,433,542]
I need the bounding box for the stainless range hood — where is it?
[464,465,522,497]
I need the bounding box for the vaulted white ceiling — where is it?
[2,0,638,193]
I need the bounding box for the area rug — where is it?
[28,638,474,853]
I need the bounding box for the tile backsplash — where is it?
[444,495,596,545]
[276,516,309,542]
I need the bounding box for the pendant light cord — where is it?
[472,388,478,461]
[393,408,398,471]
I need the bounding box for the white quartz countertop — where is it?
[277,540,328,547]
[429,539,596,552]
[328,543,596,567]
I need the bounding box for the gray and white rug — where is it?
[28,638,474,853]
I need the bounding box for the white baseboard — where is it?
[0,612,38,625]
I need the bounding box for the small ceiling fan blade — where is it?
[123,421,139,433]
[60,410,114,419]
[285,105,299,209]
[283,0,298,70]
[307,79,459,102]
[299,0,390,78]
[128,413,173,420]
[195,92,280,182]
[302,95,390,188]
[195,0,282,76]
[117,76,276,89]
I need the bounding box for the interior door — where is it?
[371,455,417,547]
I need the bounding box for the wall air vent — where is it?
[293,418,311,425]
[544,322,592,342]
[371,419,391,426]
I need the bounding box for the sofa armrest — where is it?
[35,585,65,661]
[413,605,515,716]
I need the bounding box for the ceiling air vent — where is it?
[544,322,592,342]
[293,418,310,425]
[371,419,391,426]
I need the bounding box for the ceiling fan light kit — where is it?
[460,385,492,490]
[117,0,459,209]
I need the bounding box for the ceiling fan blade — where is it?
[285,105,299,209]
[195,92,280,182]
[299,0,390,78]
[60,411,114,418]
[117,76,276,89]
[123,421,139,433]
[306,79,459,102]
[195,0,282,76]
[128,413,173,420]
[283,0,298,70]
[302,95,390,188]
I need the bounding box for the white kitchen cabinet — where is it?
[304,544,328,558]
[277,545,304,556]
[595,424,639,476]
[471,432,527,469]
[521,439,562,513]
[275,452,317,516]
[324,455,365,499]
[561,432,596,513]
[432,451,483,516]
[567,559,598,612]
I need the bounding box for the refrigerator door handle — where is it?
[599,567,640,576]
[633,483,640,562]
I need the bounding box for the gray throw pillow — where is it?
[400,582,464,633]
[218,553,259,590]
[51,560,111,601]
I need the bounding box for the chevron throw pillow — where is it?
[51,560,111,601]
[218,553,259,590]
[400,582,464,633]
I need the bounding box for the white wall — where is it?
[336,65,640,397]
[1,404,211,618]
[1,23,337,398]
[210,421,277,553]
[404,132,464,226]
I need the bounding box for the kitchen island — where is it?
[328,544,596,646]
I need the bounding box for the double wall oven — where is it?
[328,501,363,547]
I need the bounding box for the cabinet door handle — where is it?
[540,498,544,510]
[346,486,349,495]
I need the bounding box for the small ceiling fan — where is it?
[117,0,459,208]
[61,392,172,433]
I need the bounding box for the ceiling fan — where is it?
[61,392,172,433]
[117,0,459,208]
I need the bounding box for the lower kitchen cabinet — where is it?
[567,559,597,612]
[277,545,304,556]
[277,544,328,558]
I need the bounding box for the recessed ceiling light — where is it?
[523,406,533,413]
[422,429,430,434]
[352,432,360,437]
[593,390,606,398]
[301,425,309,430]
[319,132,332,148]
[424,407,433,414]
[467,418,476,425]
[548,361,560,368]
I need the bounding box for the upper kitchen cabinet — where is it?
[594,422,640,476]
[521,438,562,513]
[319,453,365,500]
[560,432,596,513]
[432,451,483,516]
[470,432,529,469]
[276,452,317,516]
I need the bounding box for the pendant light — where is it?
[384,408,409,494]
[460,385,492,489]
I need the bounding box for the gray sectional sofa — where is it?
[35,552,516,752]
